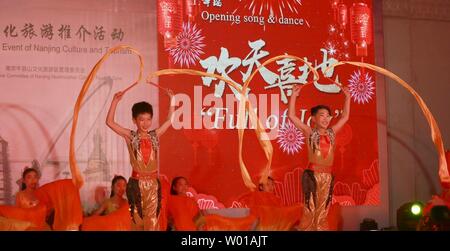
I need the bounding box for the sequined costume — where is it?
[299,128,335,231]
[15,191,40,209]
[100,198,126,215]
[126,130,162,231]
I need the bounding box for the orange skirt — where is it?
[81,203,132,231]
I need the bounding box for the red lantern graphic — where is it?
[330,0,339,8]
[330,0,340,21]
[350,2,372,58]
[185,0,200,22]
[200,129,219,167]
[338,3,348,30]
[158,0,183,48]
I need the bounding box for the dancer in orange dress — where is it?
[0,167,47,230]
[81,175,131,231]
[92,175,128,216]
[238,176,302,230]
[15,168,40,209]
[0,167,83,231]
[288,84,350,231]
[167,176,258,231]
[167,176,201,231]
[106,90,174,230]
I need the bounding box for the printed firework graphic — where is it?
[348,69,375,104]
[277,120,305,155]
[234,0,302,16]
[167,22,205,67]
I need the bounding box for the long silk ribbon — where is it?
[70,46,449,192]
[69,46,245,189]
[241,55,319,188]
[69,45,143,188]
[324,61,449,184]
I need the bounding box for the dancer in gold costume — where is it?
[106,90,174,230]
[288,84,350,231]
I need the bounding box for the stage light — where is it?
[397,201,424,231]
[411,204,422,216]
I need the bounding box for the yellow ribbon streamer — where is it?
[69,46,244,189]
[69,45,143,189]
[240,55,319,188]
[324,61,449,184]
[145,69,262,189]
[70,45,449,192]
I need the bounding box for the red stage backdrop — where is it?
[157,0,379,207]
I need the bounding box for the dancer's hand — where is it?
[113,91,124,102]
[167,89,175,107]
[291,84,303,97]
[167,89,174,98]
[342,86,350,98]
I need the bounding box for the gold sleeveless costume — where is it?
[126,130,161,231]
[299,128,335,231]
